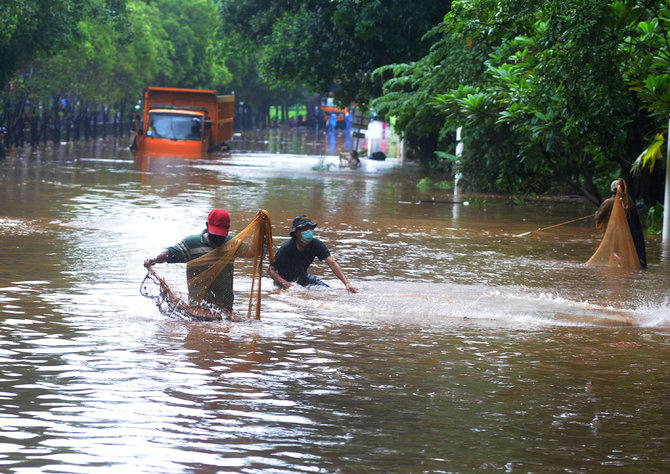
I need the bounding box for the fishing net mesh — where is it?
[587,179,641,269]
[141,210,275,321]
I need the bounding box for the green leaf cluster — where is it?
[1,0,232,114]
[0,0,127,87]
[219,0,451,108]
[645,202,664,234]
[373,0,669,206]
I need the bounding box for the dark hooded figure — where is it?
[595,179,647,268]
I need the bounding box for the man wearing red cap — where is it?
[144,209,236,311]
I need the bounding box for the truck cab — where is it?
[132,87,234,157]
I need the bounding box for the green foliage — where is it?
[372,0,511,162]
[632,132,665,173]
[417,177,454,190]
[430,151,459,174]
[2,0,668,212]
[0,0,246,149]
[645,202,664,234]
[621,1,670,123]
[220,0,451,107]
[436,180,454,191]
[375,0,669,206]
[417,177,434,189]
[1,0,240,121]
[0,0,128,87]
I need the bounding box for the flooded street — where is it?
[1,130,669,472]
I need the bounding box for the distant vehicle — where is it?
[132,87,234,155]
[320,98,347,126]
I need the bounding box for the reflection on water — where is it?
[232,124,401,158]
[0,133,669,472]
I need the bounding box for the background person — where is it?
[328,113,337,133]
[345,111,353,134]
[268,214,357,293]
[0,126,6,158]
[339,150,361,169]
[595,179,647,268]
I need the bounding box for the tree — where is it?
[1,0,237,145]
[3,0,233,105]
[219,0,451,107]
[375,0,668,205]
[373,0,533,177]
[0,0,127,87]
[625,0,670,172]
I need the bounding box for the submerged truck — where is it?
[132,87,234,155]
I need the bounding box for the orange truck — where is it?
[132,87,234,155]
[320,97,348,126]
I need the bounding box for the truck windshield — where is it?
[149,113,202,140]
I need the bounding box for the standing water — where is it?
[0,128,668,472]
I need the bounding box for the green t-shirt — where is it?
[166,230,234,311]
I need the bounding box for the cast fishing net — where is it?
[141,210,275,321]
[587,179,641,269]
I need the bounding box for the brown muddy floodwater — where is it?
[0,129,669,472]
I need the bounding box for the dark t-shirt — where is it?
[271,237,331,282]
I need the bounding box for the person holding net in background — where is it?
[594,179,647,268]
[144,209,263,314]
[267,214,357,293]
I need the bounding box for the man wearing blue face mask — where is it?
[267,215,357,293]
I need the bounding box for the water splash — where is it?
[263,280,668,329]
